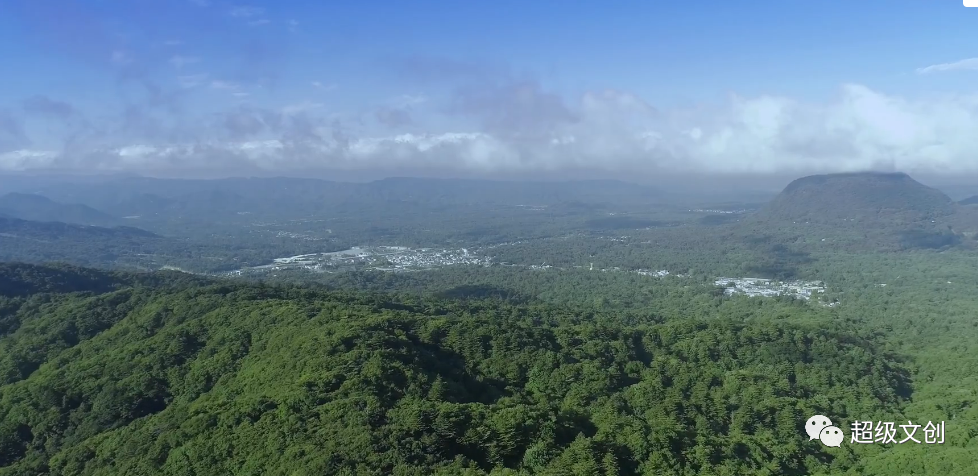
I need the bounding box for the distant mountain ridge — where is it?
[0,193,118,226]
[959,195,978,206]
[0,176,663,222]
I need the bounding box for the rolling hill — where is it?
[0,216,348,273]
[0,217,167,268]
[0,193,118,226]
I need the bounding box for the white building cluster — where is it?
[714,277,826,300]
[636,269,671,277]
[688,209,749,214]
[234,245,491,276]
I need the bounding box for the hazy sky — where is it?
[2,0,978,179]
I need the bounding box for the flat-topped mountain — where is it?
[738,172,978,251]
[759,172,956,225]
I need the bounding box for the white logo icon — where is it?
[819,426,844,447]
[806,415,844,447]
[966,0,978,7]
[805,415,833,440]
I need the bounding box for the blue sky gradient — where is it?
[1,0,977,178]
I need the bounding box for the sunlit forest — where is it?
[2,245,978,475]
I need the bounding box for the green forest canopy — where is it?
[1,261,972,476]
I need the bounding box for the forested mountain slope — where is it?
[0,263,909,476]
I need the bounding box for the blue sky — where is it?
[1,0,978,178]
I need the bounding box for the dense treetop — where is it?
[0,263,913,476]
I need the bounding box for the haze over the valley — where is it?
[2,1,978,183]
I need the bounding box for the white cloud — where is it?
[169,55,200,69]
[207,80,254,98]
[210,80,241,90]
[311,81,337,91]
[0,150,59,171]
[394,94,427,108]
[110,50,131,65]
[288,19,299,33]
[230,6,264,17]
[177,74,209,88]
[11,84,978,176]
[248,19,271,26]
[281,102,324,115]
[916,58,978,75]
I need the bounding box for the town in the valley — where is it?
[223,245,833,304]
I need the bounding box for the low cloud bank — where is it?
[4,84,978,177]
